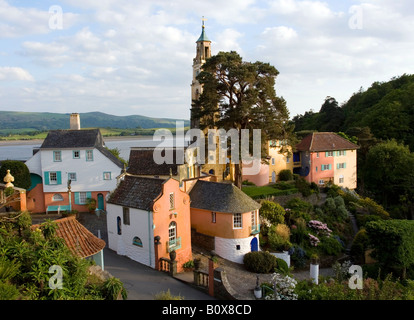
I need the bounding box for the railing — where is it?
[166,237,182,253]
[159,257,177,276]
[193,270,209,288]
[249,224,261,235]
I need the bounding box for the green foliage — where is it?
[0,281,20,300]
[259,201,285,225]
[0,212,126,300]
[350,229,369,262]
[154,289,184,300]
[0,160,31,190]
[275,258,290,276]
[295,273,411,300]
[243,251,278,273]
[366,219,414,278]
[363,139,414,211]
[278,169,293,181]
[319,236,343,256]
[102,277,128,300]
[295,177,312,197]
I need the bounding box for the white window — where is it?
[52,194,63,202]
[86,150,94,161]
[68,172,77,181]
[169,192,175,210]
[103,172,111,180]
[123,207,130,225]
[316,152,319,158]
[251,211,257,229]
[53,151,62,162]
[337,150,346,156]
[169,222,177,247]
[271,158,275,165]
[338,163,346,169]
[212,212,216,223]
[339,175,344,184]
[79,192,88,205]
[326,151,334,157]
[73,150,80,159]
[49,172,58,184]
[319,179,325,185]
[286,156,290,163]
[233,213,242,229]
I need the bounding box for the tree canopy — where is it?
[192,51,293,188]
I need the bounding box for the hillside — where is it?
[0,111,190,132]
[292,74,414,150]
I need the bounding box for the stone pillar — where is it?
[19,190,27,211]
[310,263,319,284]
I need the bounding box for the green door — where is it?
[97,193,104,210]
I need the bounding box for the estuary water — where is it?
[0,136,184,162]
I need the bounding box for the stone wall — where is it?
[191,228,215,252]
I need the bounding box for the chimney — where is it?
[70,113,81,130]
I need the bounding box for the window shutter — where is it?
[337,163,340,169]
[344,162,347,169]
[74,192,80,205]
[344,150,347,156]
[86,192,92,200]
[328,164,332,170]
[325,152,328,158]
[56,171,62,185]
[44,172,50,185]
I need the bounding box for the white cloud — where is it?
[0,67,34,81]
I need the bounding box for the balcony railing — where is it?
[167,237,182,253]
[250,224,261,235]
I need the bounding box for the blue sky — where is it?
[0,0,413,120]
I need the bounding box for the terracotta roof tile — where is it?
[295,132,359,152]
[32,216,105,258]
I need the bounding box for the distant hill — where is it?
[0,111,190,131]
[292,74,414,150]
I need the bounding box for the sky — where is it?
[0,0,413,121]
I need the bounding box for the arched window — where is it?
[168,222,177,247]
[132,236,143,247]
[52,194,64,202]
[117,216,122,235]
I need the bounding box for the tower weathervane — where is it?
[202,16,207,27]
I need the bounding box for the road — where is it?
[103,248,215,300]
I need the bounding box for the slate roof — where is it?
[295,132,360,152]
[189,180,261,214]
[127,148,184,176]
[32,216,105,258]
[107,175,165,211]
[40,129,124,168]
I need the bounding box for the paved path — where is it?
[103,248,215,300]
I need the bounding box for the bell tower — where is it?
[191,17,211,129]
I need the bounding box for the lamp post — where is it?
[67,179,72,212]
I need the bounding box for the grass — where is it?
[242,184,299,199]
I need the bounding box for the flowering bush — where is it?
[308,220,332,236]
[265,273,298,300]
[308,233,320,247]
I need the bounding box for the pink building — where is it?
[294,132,359,189]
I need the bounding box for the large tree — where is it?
[362,139,414,218]
[192,51,293,188]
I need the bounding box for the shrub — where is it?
[0,160,31,190]
[319,236,343,256]
[295,177,312,197]
[275,224,290,241]
[275,258,290,275]
[278,169,293,181]
[350,229,369,262]
[288,245,307,268]
[243,251,278,273]
[154,289,184,300]
[259,201,285,225]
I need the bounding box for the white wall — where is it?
[25,151,42,176]
[39,148,121,193]
[215,235,258,264]
[106,203,155,268]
